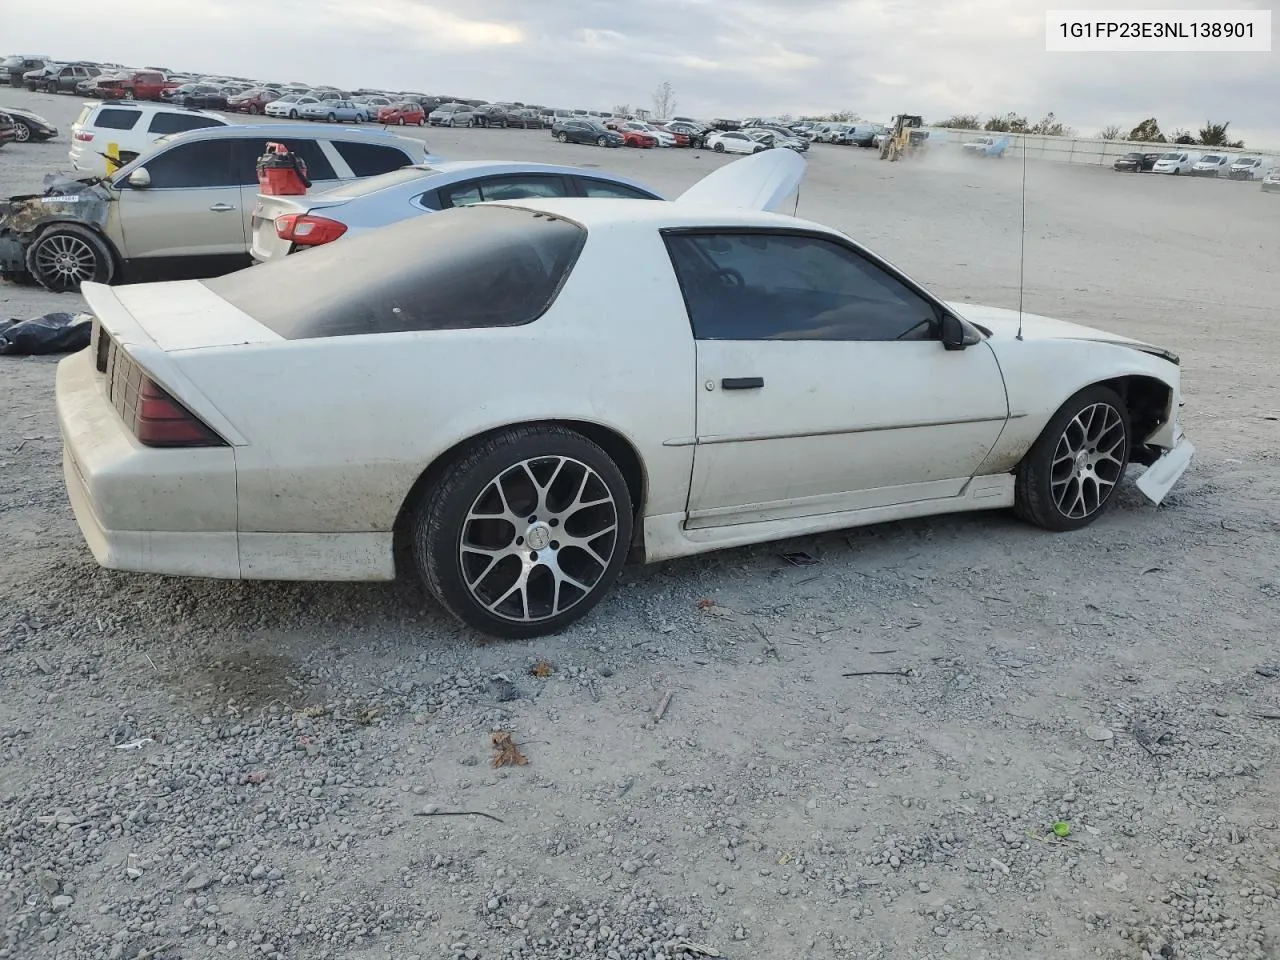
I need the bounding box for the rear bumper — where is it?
[56,348,395,581]
[57,349,241,577]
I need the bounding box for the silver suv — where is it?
[0,124,431,291]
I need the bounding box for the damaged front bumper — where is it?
[1135,426,1194,506]
[0,173,112,276]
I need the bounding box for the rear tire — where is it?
[1014,385,1130,532]
[327,113,336,123]
[412,426,633,639]
[25,225,115,293]
[288,109,298,119]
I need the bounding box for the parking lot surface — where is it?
[2,89,1278,960]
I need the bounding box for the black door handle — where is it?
[721,377,764,390]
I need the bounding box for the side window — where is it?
[438,175,569,208]
[231,138,337,184]
[94,108,141,130]
[664,232,938,342]
[138,141,236,189]
[148,112,224,135]
[333,141,410,177]
[274,139,337,181]
[577,178,659,200]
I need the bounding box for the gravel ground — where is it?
[2,89,1279,960]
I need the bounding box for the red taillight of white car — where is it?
[135,376,225,447]
[274,214,348,246]
[74,130,94,142]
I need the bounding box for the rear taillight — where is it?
[274,214,347,246]
[74,130,94,142]
[135,376,225,447]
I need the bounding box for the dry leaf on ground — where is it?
[530,660,552,678]
[491,730,528,768]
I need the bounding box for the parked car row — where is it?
[1116,149,1278,184]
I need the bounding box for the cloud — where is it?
[4,0,1275,145]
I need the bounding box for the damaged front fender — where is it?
[0,173,113,276]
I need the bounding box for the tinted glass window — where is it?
[664,232,938,342]
[231,138,337,184]
[333,141,410,177]
[94,108,140,130]
[140,140,236,188]
[148,112,224,134]
[203,206,587,338]
[439,174,569,208]
[578,178,659,200]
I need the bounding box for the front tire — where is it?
[713,141,724,152]
[597,135,608,147]
[25,225,115,293]
[413,426,634,639]
[1014,385,1130,532]
[12,120,31,142]
[327,113,336,123]
[288,109,298,119]
[558,132,568,143]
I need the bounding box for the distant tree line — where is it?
[927,111,1244,148]
[1102,117,1244,148]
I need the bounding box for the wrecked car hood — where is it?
[1,173,111,233]
[946,302,1179,364]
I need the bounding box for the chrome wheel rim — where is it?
[13,122,30,142]
[35,234,97,286]
[1051,402,1125,519]
[459,456,619,623]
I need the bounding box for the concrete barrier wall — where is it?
[920,129,1278,166]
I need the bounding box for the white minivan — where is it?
[70,101,230,175]
[1227,156,1276,181]
[1190,153,1233,177]
[1151,150,1200,175]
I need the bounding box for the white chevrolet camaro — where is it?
[56,151,1194,638]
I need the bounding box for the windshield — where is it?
[1158,152,1181,160]
[1234,158,1259,166]
[1201,155,1222,163]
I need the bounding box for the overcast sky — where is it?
[7,0,1277,146]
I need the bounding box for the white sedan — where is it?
[56,151,1193,639]
[706,130,768,154]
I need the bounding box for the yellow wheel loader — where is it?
[878,114,928,161]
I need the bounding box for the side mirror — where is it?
[128,167,151,188]
[940,313,970,351]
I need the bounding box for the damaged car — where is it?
[1,124,432,291]
[52,150,1194,640]
[1,106,58,142]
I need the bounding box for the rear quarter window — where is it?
[332,140,411,177]
[231,137,337,184]
[202,206,586,338]
[148,112,224,134]
[94,108,141,130]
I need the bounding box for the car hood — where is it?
[946,302,1178,363]
[676,147,805,213]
